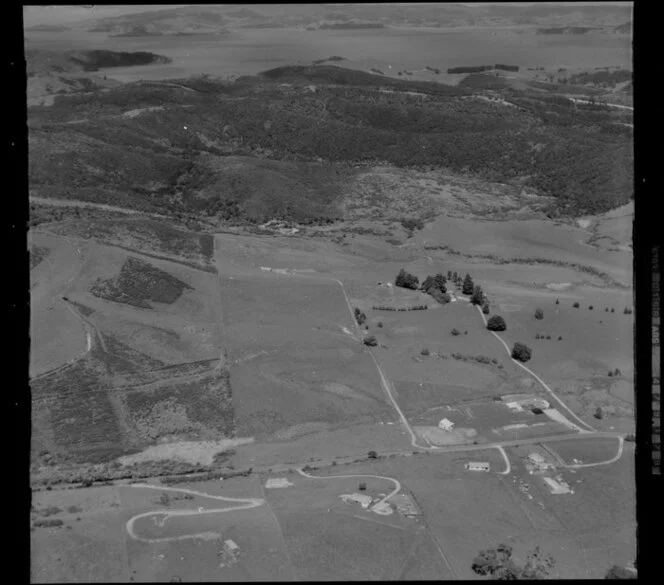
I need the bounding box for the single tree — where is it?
[421,348,430,356]
[594,407,604,419]
[368,450,378,459]
[434,273,447,292]
[573,302,580,308]
[611,308,615,313]
[462,273,475,295]
[451,328,461,336]
[555,298,559,305]
[447,270,453,280]
[487,315,507,331]
[358,482,367,491]
[482,300,490,314]
[470,284,485,306]
[534,308,544,320]
[511,342,532,362]
[363,335,378,347]
[589,305,594,310]
[421,275,437,293]
[614,368,622,376]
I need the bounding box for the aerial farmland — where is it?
[27,3,635,582]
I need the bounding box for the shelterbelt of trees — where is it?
[29,65,632,225]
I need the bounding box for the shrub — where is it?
[535,334,540,340]
[377,321,383,328]
[464,330,468,335]
[511,342,532,362]
[400,217,425,232]
[555,298,559,304]
[363,335,378,347]
[605,307,609,312]
[451,328,461,336]
[395,268,419,290]
[368,450,378,459]
[558,336,562,340]
[420,348,430,356]
[546,335,551,340]
[608,371,614,377]
[358,482,367,491]
[159,492,170,506]
[486,315,507,331]
[573,302,580,308]
[594,407,604,419]
[604,565,636,579]
[611,308,615,313]
[534,308,544,320]
[624,434,635,442]
[614,368,622,376]
[482,301,490,314]
[589,305,594,310]
[33,519,64,528]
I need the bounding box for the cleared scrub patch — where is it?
[91,256,194,309]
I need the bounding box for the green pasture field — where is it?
[491,289,633,381]
[230,345,392,437]
[31,508,129,583]
[417,214,631,284]
[411,400,573,442]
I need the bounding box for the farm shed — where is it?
[465,461,490,472]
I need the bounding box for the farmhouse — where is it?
[542,476,572,495]
[438,418,455,431]
[465,461,491,472]
[525,452,552,474]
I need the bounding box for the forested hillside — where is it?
[28,65,633,224]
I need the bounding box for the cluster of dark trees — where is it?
[354,307,367,325]
[472,543,554,580]
[447,64,519,74]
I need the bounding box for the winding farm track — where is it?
[541,436,625,469]
[124,484,265,543]
[296,467,401,507]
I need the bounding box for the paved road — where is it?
[125,484,265,543]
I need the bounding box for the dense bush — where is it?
[511,342,532,362]
[395,268,419,290]
[487,315,507,331]
[354,307,367,326]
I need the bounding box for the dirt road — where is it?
[125,484,265,544]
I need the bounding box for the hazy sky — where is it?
[24,3,632,26]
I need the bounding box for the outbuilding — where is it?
[465,461,490,472]
[438,418,455,431]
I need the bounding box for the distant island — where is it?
[448,64,519,74]
[318,22,386,30]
